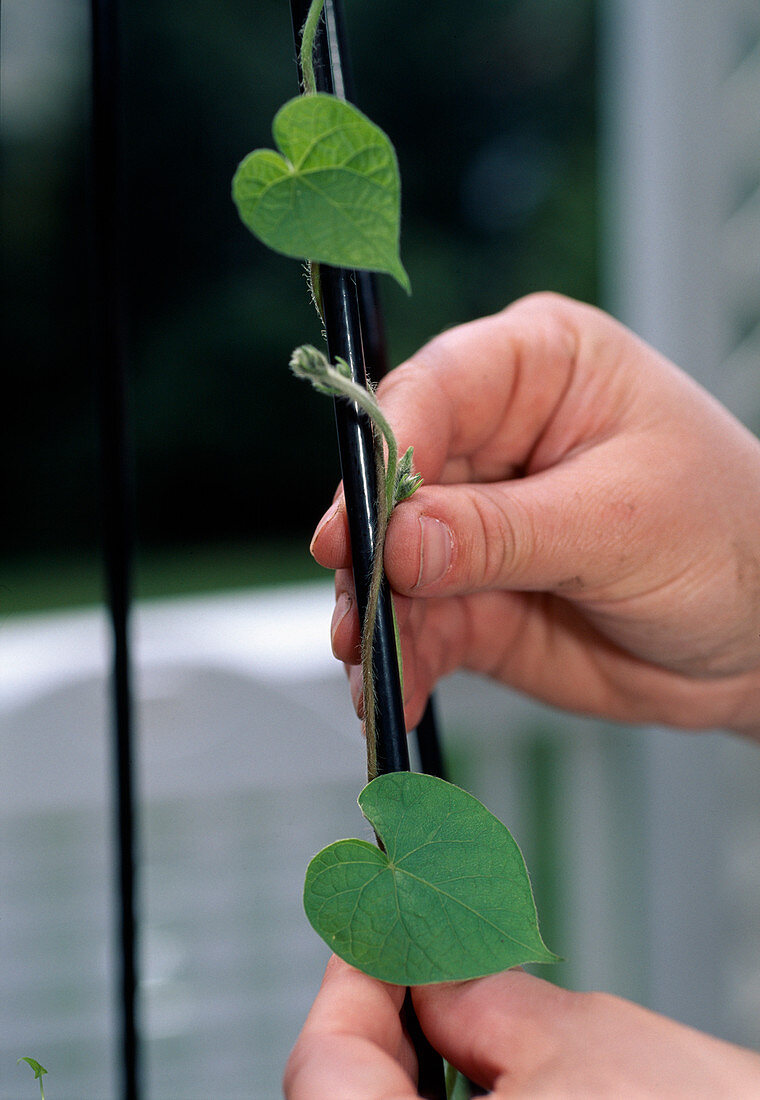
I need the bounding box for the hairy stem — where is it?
[300,0,325,96]
[291,355,397,493]
[361,433,390,780]
[290,347,409,780]
[298,0,326,314]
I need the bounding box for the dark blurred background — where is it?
[2,0,597,609]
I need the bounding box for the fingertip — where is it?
[310,496,350,567]
[386,495,454,594]
[384,499,425,593]
[416,515,453,589]
[284,957,410,1099]
[345,662,364,719]
[330,590,361,663]
[402,686,428,733]
[395,642,425,729]
[411,969,574,1085]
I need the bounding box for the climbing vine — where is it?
[232,0,554,993]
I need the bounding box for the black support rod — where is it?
[320,271,410,773]
[314,1,446,782]
[355,273,446,780]
[289,4,447,1096]
[90,2,140,1097]
[290,0,408,774]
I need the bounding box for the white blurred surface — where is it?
[2,583,760,1099]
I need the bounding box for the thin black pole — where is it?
[89,2,140,1098]
[319,269,410,772]
[290,0,409,774]
[317,4,447,782]
[355,270,447,780]
[289,5,447,1096]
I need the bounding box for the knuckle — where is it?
[571,989,623,1023]
[510,289,569,314]
[468,490,532,588]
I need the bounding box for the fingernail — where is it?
[330,590,352,647]
[416,516,452,589]
[310,499,341,557]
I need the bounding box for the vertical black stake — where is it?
[290,0,409,774]
[289,4,447,1096]
[325,1,447,781]
[90,2,140,1098]
[319,269,410,773]
[355,270,447,781]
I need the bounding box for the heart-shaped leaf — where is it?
[232,93,410,292]
[304,771,557,985]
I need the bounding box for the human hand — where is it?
[311,294,760,738]
[284,956,760,1098]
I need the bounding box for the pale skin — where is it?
[290,293,760,1096]
[284,957,760,1098]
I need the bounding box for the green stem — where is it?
[309,261,323,319]
[296,359,397,506]
[289,348,402,779]
[301,368,395,778]
[298,0,326,314]
[361,433,390,780]
[300,0,325,96]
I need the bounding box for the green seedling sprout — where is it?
[18,1058,48,1100]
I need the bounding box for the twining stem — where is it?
[363,435,388,780]
[294,0,412,782]
[289,352,398,493]
[299,0,325,96]
[355,403,399,782]
[290,347,417,780]
[298,0,326,315]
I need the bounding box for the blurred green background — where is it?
[2,0,597,612]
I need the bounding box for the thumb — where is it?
[411,970,575,1089]
[384,452,640,597]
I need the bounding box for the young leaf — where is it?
[232,93,410,292]
[17,1058,47,1100]
[304,772,557,985]
[393,445,423,504]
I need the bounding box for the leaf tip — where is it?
[392,259,412,295]
[17,1057,47,1079]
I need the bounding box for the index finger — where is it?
[283,956,416,1100]
[412,968,578,1089]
